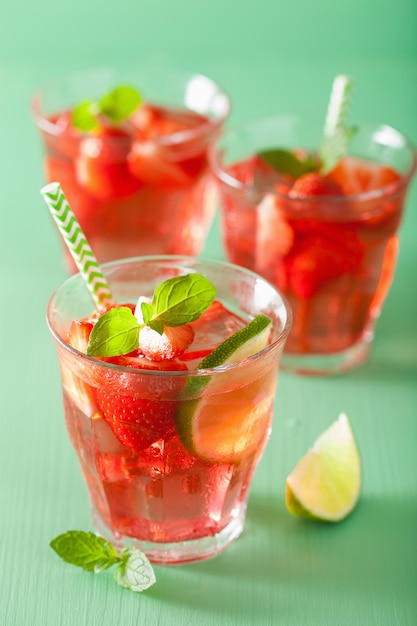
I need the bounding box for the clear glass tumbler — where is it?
[46,256,292,564]
[33,65,231,271]
[210,115,417,375]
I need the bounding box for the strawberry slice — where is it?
[285,224,363,298]
[328,156,401,195]
[138,324,195,361]
[94,357,186,452]
[256,194,294,273]
[127,140,192,186]
[75,128,142,200]
[289,172,342,197]
[63,320,97,415]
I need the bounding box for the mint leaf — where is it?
[114,547,156,592]
[258,149,314,178]
[71,101,100,132]
[50,531,120,573]
[71,85,142,131]
[87,306,140,357]
[99,86,142,124]
[319,126,357,174]
[149,274,216,328]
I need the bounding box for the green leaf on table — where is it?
[87,306,140,357]
[257,149,314,178]
[50,531,120,573]
[114,547,156,592]
[50,530,157,593]
[146,274,216,330]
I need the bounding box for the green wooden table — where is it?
[1,2,416,623]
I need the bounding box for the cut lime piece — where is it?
[176,314,273,462]
[286,413,361,522]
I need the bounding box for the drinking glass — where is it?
[47,256,292,564]
[210,115,417,375]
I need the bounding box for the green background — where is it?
[1,1,416,624]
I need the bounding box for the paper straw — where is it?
[41,182,114,308]
[323,75,354,137]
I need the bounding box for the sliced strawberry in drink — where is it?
[139,324,195,361]
[328,156,401,195]
[285,224,363,299]
[255,193,294,273]
[67,319,94,351]
[95,390,176,452]
[62,320,97,415]
[289,172,343,197]
[127,140,192,186]
[94,357,186,452]
[75,127,142,200]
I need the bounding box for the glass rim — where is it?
[46,254,293,378]
[31,64,232,147]
[209,115,417,204]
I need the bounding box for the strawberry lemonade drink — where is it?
[210,114,417,374]
[33,66,230,271]
[46,256,291,564]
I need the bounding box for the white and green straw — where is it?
[319,74,355,173]
[41,182,113,308]
[323,74,354,138]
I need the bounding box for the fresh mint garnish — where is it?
[87,306,140,357]
[258,149,315,178]
[87,273,216,357]
[99,86,142,124]
[143,274,216,333]
[71,101,100,132]
[50,531,120,573]
[71,85,142,131]
[50,531,156,593]
[319,126,357,174]
[114,547,156,592]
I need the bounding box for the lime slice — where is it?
[286,413,361,522]
[176,314,273,462]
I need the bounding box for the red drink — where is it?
[33,67,230,271]
[47,257,291,564]
[210,117,417,374]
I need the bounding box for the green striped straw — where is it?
[323,74,354,137]
[319,74,355,173]
[41,182,114,308]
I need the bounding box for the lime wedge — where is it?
[286,413,361,522]
[176,314,273,462]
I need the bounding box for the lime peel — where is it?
[176,314,273,462]
[285,413,361,522]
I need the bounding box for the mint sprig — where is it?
[71,85,142,131]
[143,274,216,333]
[50,531,156,592]
[258,149,315,178]
[87,306,140,357]
[87,273,216,357]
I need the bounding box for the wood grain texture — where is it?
[1,34,417,626]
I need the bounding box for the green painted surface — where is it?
[1,1,416,623]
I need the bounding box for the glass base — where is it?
[281,338,372,376]
[92,508,246,565]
